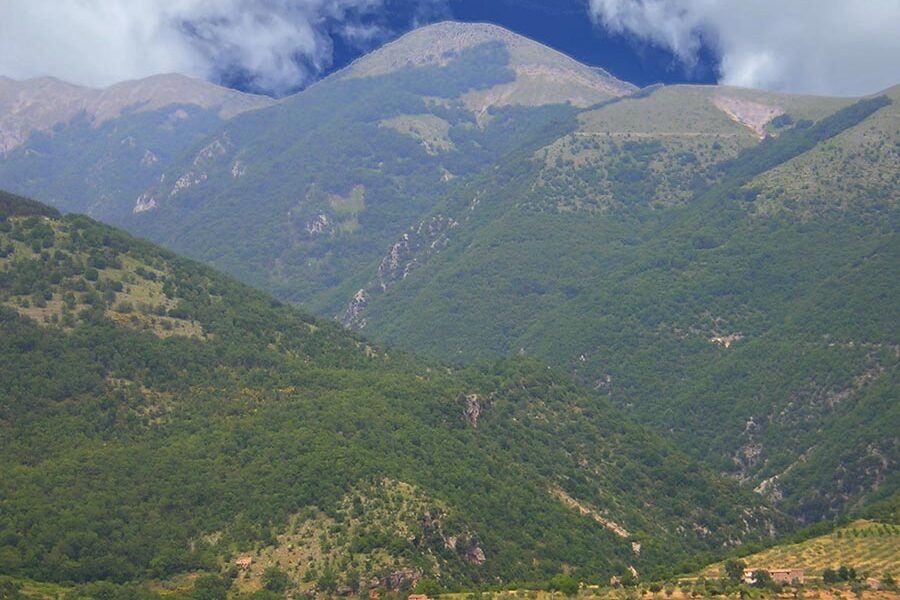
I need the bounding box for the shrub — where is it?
[549,574,579,596]
[262,567,291,593]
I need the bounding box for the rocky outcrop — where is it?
[710,333,744,348]
[373,568,421,591]
[463,393,483,428]
[465,544,486,565]
[305,214,331,236]
[376,215,456,290]
[141,149,159,167]
[551,486,630,538]
[342,214,457,328]
[134,133,234,211]
[418,510,486,567]
[343,290,369,329]
[169,134,232,198]
[133,193,157,214]
[712,95,784,138]
[377,234,412,289]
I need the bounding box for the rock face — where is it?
[712,94,784,138]
[342,215,456,328]
[376,215,456,291]
[343,290,369,328]
[0,73,273,154]
[305,214,331,236]
[465,544,486,565]
[463,393,483,428]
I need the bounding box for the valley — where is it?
[0,192,788,594]
[0,16,897,600]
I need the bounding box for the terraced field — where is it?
[702,520,900,579]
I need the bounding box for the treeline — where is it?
[0,190,61,219]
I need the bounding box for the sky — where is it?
[0,0,898,98]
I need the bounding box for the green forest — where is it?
[355,95,900,521]
[0,193,786,594]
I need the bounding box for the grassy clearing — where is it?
[380,115,454,154]
[229,479,463,595]
[0,575,71,600]
[1,218,206,339]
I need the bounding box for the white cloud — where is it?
[589,0,900,96]
[0,0,436,96]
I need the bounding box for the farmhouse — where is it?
[743,568,805,585]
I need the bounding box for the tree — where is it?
[620,572,637,588]
[549,574,579,596]
[823,569,838,584]
[191,575,230,600]
[725,559,746,582]
[414,580,444,597]
[751,570,772,588]
[262,567,291,594]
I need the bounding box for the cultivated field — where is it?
[702,520,899,579]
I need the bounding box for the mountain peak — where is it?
[340,21,636,109]
[0,73,274,154]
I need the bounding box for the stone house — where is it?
[743,568,805,585]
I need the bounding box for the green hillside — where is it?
[0,194,785,591]
[701,519,900,580]
[351,92,900,521]
[0,74,272,224]
[120,34,598,315]
[0,19,896,553]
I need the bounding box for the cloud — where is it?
[588,0,900,96]
[0,0,445,96]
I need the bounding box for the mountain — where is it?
[0,191,785,592]
[338,21,636,110]
[90,21,640,314]
[0,21,896,531]
[347,87,900,522]
[0,22,638,313]
[0,73,273,153]
[0,74,273,219]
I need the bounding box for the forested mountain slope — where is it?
[350,89,900,522]
[0,74,273,221]
[111,22,636,314]
[0,192,784,591]
[0,20,896,538]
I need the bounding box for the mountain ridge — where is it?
[0,21,896,539]
[338,21,637,110]
[0,72,274,154]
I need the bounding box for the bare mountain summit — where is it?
[340,21,636,112]
[0,73,274,153]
